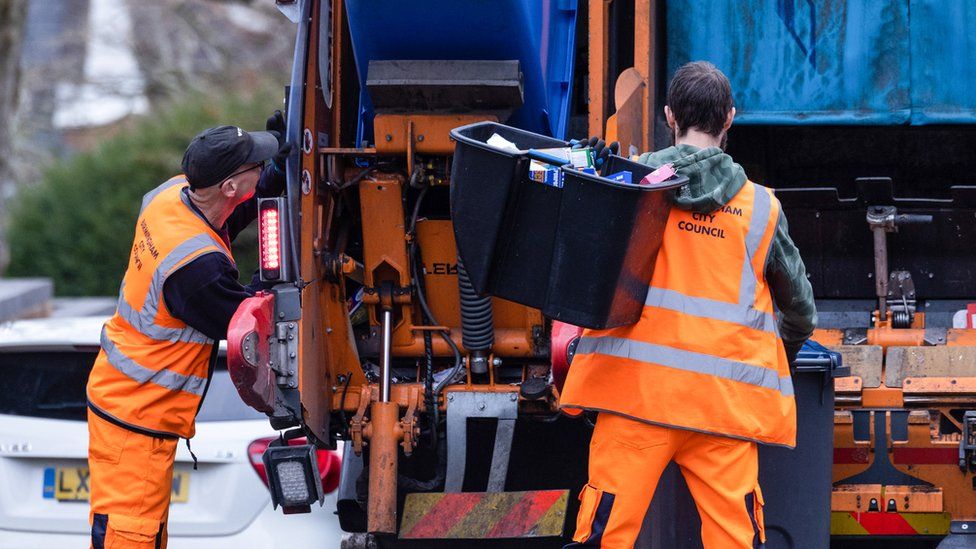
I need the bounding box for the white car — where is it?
[0,316,344,548]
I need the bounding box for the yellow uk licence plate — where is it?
[46,467,189,503]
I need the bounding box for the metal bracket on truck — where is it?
[960,412,976,472]
[444,390,519,493]
[227,284,302,431]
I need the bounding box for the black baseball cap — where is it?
[181,125,279,189]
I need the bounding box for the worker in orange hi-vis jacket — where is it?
[560,62,817,549]
[86,116,291,549]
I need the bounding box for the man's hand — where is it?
[266,109,286,139]
[266,110,291,173]
[272,141,292,173]
[573,136,619,169]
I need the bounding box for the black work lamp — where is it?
[262,439,324,514]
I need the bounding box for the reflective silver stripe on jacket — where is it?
[116,234,225,344]
[645,183,778,334]
[100,327,208,395]
[576,336,794,397]
[140,177,186,215]
[644,287,777,332]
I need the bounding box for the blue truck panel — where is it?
[909,0,976,124]
[667,1,976,126]
[345,0,578,143]
[667,1,912,125]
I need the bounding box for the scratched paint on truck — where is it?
[667,1,915,125]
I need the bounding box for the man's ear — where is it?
[219,178,237,199]
[723,107,736,131]
[664,105,677,129]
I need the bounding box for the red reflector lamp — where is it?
[258,197,290,282]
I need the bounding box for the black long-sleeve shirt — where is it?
[162,166,284,340]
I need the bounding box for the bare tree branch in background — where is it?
[126,0,292,108]
[0,0,29,274]
[10,0,90,191]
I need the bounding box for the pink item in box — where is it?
[640,163,677,186]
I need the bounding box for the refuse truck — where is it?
[228,1,976,547]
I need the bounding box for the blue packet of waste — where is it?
[606,170,632,184]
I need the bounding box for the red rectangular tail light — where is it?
[259,197,290,282]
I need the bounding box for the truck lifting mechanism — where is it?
[226,0,976,546]
[229,1,586,540]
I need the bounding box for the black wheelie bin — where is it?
[641,340,848,549]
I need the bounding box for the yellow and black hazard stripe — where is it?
[399,490,568,539]
[831,511,951,536]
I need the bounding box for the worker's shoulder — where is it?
[741,179,785,209]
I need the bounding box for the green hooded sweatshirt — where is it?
[637,144,817,361]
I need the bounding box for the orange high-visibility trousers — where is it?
[88,409,177,549]
[568,413,765,548]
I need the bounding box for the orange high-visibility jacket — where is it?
[87,176,234,439]
[560,181,796,447]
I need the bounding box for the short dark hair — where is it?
[666,61,733,137]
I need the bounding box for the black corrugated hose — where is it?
[456,257,493,374]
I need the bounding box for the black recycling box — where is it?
[450,121,686,329]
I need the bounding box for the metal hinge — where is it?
[959,411,976,472]
[271,321,299,388]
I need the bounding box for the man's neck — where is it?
[187,191,233,229]
[675,128,722,150]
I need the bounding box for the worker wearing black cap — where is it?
[85,113,291,549]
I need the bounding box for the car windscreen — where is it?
[0,351,265,422]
